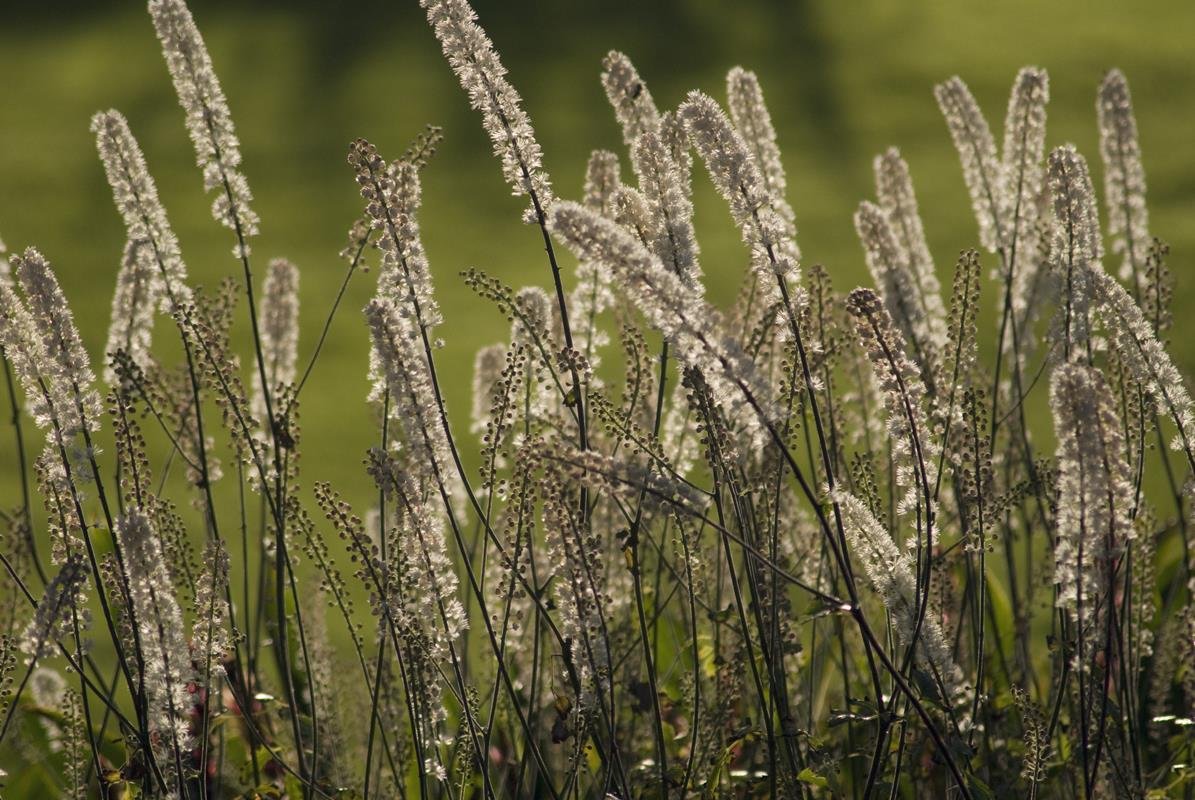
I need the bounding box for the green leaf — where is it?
[798,767,830,788]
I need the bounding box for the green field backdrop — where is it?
[1,0,1193,587]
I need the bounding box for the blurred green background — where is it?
[1,0,1193,515]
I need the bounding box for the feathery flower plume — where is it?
[148,0,259,252]
[394,493,468,658]
[1097,69,1150,288]
[632,129,702,289]
[252,258,299,422]
[19,556,88,662]
[660,109,694,199]
[512,286,553,347]
[365,298,452,478]
[351,139,445,412]
[1000,68,1049,266]
[613,185,654,241]
[853,200,939,373]
[349,140,442,329]
[571,152,620,365]
[421,0,554,217]
[1046,145,1102,361]
[470,343,506,436]
[104,238,159,384]
[12,249,102,433]
[0,277,67,436]
[115,509,193,770]
[91,110,189,310]
[549,201,774,420]
[680,91,799,284]
[1093,269,1195,457]
[582,150,621,216]
[1049,364,1134,649]
[836,492,968,715]
[935,76,1003,252]
[601,51,661,148]
[726,66,799,259]
[873,149,947,353]
[845,288,939,518]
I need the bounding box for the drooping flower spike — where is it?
[149,0,259,253]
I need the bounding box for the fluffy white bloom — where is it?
[149,0,258,252]
[1,277,69,438]
[935,77,1003,253]
[726,66,799,261]
[191,540,234,678]
[550,201,774,422]
[836,492,969,718]
[854,199,940,374]
[1093,269,1195,456]
[350,142,442,329]
[252,258,299,422]
[365,298,452,479]
[392,488,468,664]
[659,109,694,200]
[632,129,702,290]
[873,149,947,355]
[570,153,620,369]
[470,343,506,436]
[1000,67,1049,262]
[613,185,653,239]
[1046,145,1102,361]
[116,510,193,763]
[582,150,621,217]
[103,239,160,385]
[1049,364,1134,660]
[680,91,798,285]
[601,50,661,148]
[1097,69,1150,286]
[351,140,444,406]
[422,0,553,218]
[10,249,101,435]
[91,110,189,311]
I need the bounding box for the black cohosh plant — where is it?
[0,0,1191,797]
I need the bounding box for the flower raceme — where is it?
[548,200,776,422]
[680,91,799,286]
[0,249,101,440]
[1049,363,1135,663]
[1098,69,1150,289]
[149,0,258,253]
[252,258,300,424]
[364,298,452,480]
[91,110,189,313]
[421,0,553,219]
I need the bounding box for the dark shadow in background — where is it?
[2,0,851,157]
